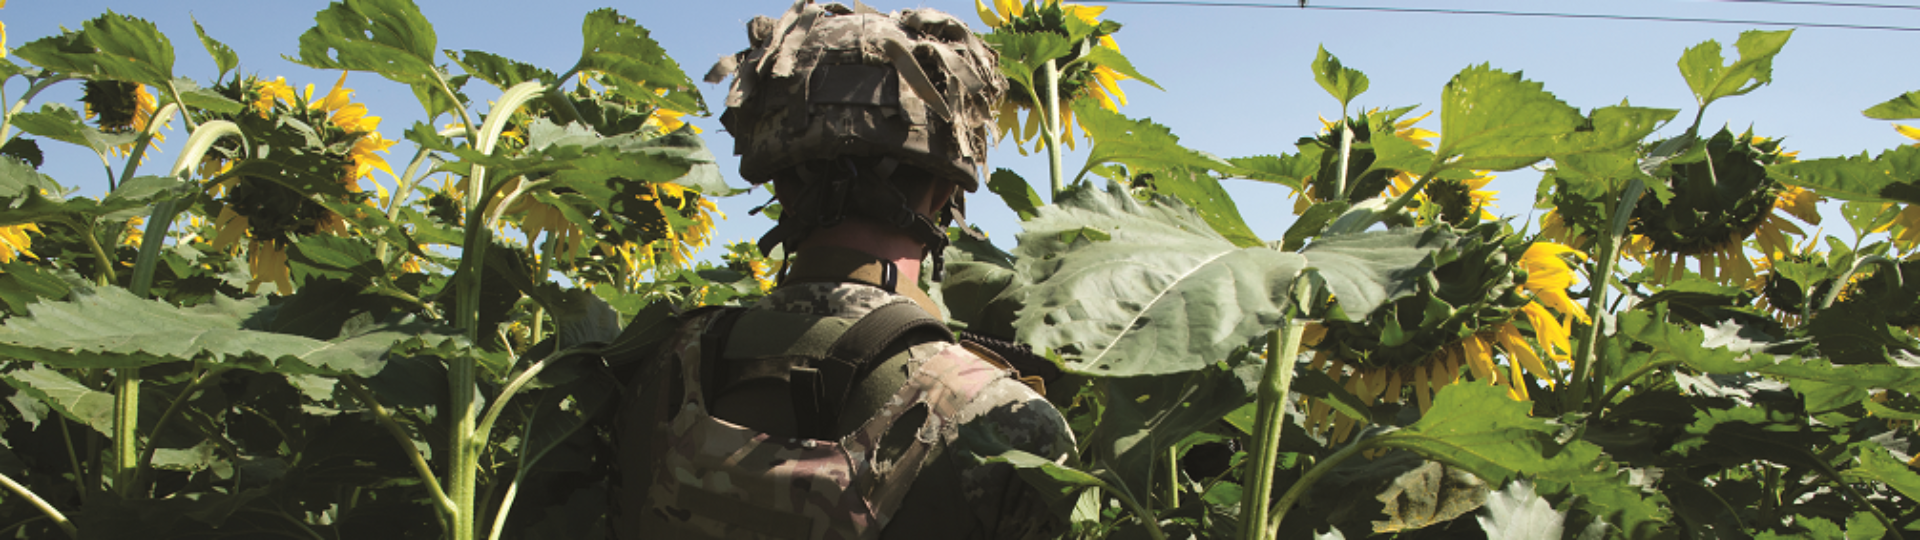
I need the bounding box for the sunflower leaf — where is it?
[1677,29,1792,110]
[1841,442,1920,503]
[0,287,440,376]
[1311,46,1369,109]
[1013,182,1445,376]
[10,103,137,158]
[293,0,441,88]
[191,17,239,79]
[0,365,114,436]
[1436,67,1674,174]
[13,12,175,88]
[449,50,557,90]
[573,8,704,115]
[1864,90,1920,120]
[982,31,1074,103]
[1071,101,1233,184]
[1620,306,1920,393]
[170,78,244,115]
[1087,359,1261,514]
[1771,146,1920,204]
[1147,167,1263,248]
[1067,47,1160,90]
[988,168,1044,221]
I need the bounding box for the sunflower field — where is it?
[0,0,1916,539]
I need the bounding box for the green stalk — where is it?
[1041,59,1065,199]
[132,367,228,495]
[1572,178,1643,412]
[111,371,139,496]
[1333,115,1353,201]
[449,81,548,540]
[1162,447,1180,510]
[343,379,456,519]
[0,469,77,539]
[1240,310,1310,540]
[0,76,74,147]
[130,120,243,299]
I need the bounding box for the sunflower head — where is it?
[1625,128,1813,284]
[980,0,1136,150]
[1290,107,1425,211]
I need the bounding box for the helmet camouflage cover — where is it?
[708,0,1006,192]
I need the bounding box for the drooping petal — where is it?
[1495,323,1554,388]
[975,0,1007,27]
[1461,334,1495,382]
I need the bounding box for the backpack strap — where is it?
[792,301,954,440]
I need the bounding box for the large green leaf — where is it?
[1677,29,1792,109]
[573,8,703,115]
[0,365,114,436]
[0,287,439,376]
[1225,152,1317,192]
[1013,183,1445,376]
[13,12,175,87]
[450,49,557,90]
[987,168,1044,221]
[982,32,1073,102]
[1841,442,1920,503]
[474,119,724,195]
[1435,66,1675,173]
[1068,47,1160,91]
[1071,101,1233,183]
[1310,46,1369,108]
[1864,90,1920,120]
[1620,307,1920,393]
[11,103,136,158]
[294,0,440,87]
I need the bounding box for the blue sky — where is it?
[8,0,1919,257]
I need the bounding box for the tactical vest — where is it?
[631,299,1008,540]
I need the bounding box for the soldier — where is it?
[613,2,1073,539]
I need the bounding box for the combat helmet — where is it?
[707,0,1006,280]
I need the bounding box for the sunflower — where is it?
[1872,125,1920,252]
[978,0,1134,153]
[0,222,39,266]
[1304,230,1589,443]
[1290,108,1483,220]
[81,80,166,155]
[198,73,390,294]
[1624,129,1816,286]
[723,240,778,293]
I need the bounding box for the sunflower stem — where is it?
[1266,431,1382,536]
[1573,178,1644,413]
[132,366,228,496]
[1162,447,1180,511]
[1042,59,1066,199]
[1241,303,1310,540]
[1333,115,1353,201]
[111,369,139,497]
[343,378,457,519]
[0,469,77,540]
[0,75,75,148]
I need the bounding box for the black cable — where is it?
[1073,0,1920,32]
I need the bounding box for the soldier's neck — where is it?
[794,218,926,286]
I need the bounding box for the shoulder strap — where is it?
[791,301,953,440]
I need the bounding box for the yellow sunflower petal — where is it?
[1495,323,1554,388]
[976,0,1007,27]
[1461,334,1495,383]
[1897,124,1920,143]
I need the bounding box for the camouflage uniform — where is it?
[616,247,1073,540]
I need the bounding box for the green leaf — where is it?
[1310,46,1369,108]
[449,49,557,90]
[1068,47,1160,90]
[1013,183,1445,376]
[1071,100,1230,182]
[171,78,245,115]
[1374,383,1555,485]
[1225,152,1318,192]
[1620,307,1920,393]
[1282,201,1348,252]
[0,365,114,436]
[13,12,176,87]
[1771,145,1920,204]
[1864,90,1920,120]
[982,448,1111,515]
[942,235,1025,337]
[573,8,704,115]
[293,0,441,87]
[191,17,238,78]
[1677,29,1792,109]
[1088,360,1260,509]
[1148,167,1262,248]
[1842,442,1920,503]
[983,32,1074,99]
[988,168,1044,221]
[11,103,137,157]
[287,234,387,287]
[0,287,437,376]
[1436,66,1674,173]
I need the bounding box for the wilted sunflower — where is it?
[1304,225,1589,443]
[198,73,389,294]
[1625,129,1817,285]
[978,0,1136,153]
[81,80,166,155]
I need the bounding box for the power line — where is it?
[1074,0,1920,32]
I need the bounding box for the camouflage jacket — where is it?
[615,259,1073,540]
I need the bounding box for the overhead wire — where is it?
[1073,0,1920,32]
